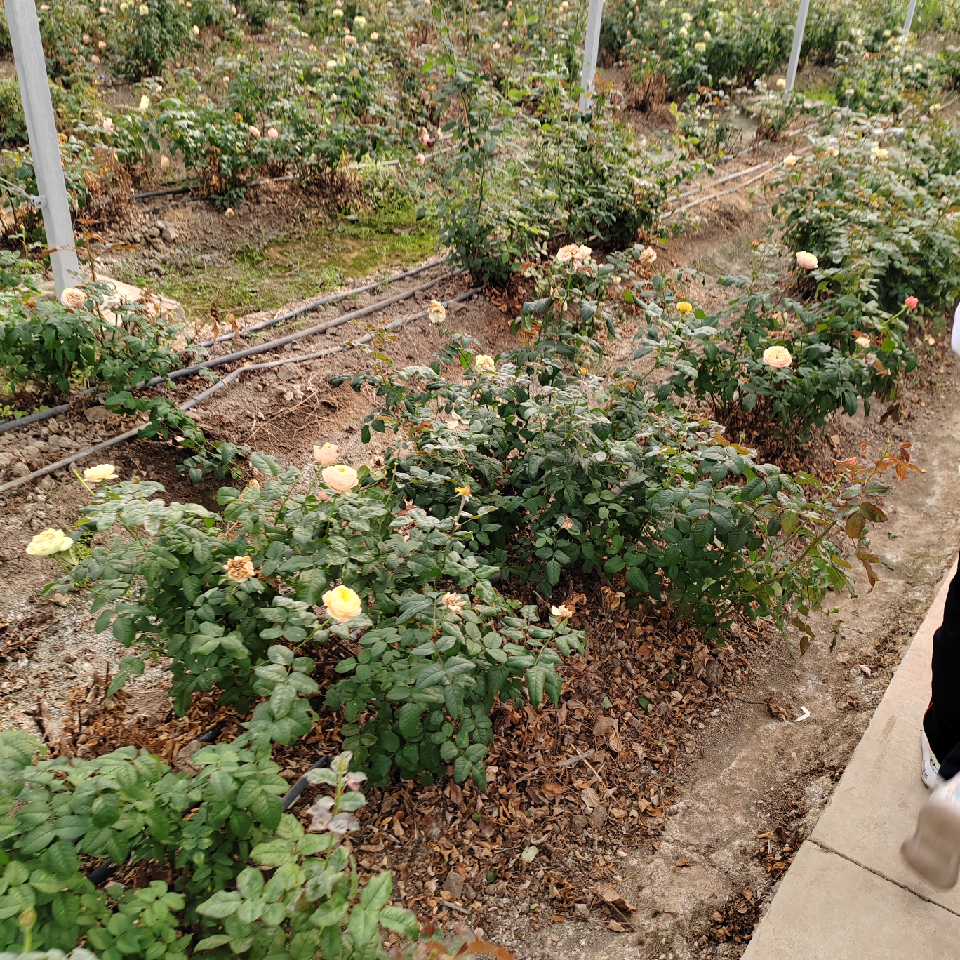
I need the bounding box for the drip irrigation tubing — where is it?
[662,165,778,219]
[0,259,456,437]
[144,270,465,388]
[672,160,775,203]
[0,288,480,497]
[200,256,451,347]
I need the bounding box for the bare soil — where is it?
[1,134,958,960]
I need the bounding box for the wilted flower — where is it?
[60,287,86,309]
[428,299,446,324]
[855,336,872,348]
[224,207,235,218]
[905,296,919,309]
[442,593,466,615]
[313,443,339,466]
[322,464,359,492]
[323,585,362,621]
[551,604,573,620]
[83,464,118,482]
[474,355,496,373]
[27,529,73,557]
[454,485,472,498]
[224,556,255,582]
[677,301,693,313]
[762,345,793,368]
[796,251,818,270]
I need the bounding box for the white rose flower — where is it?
[26,529,73,556]
[83,464,119,482]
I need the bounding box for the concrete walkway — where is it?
[743,560,960,959]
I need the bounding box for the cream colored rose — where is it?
[323,585,362,621]
[762,345,793,368]
[551,604,573,620]
[83,464,118,483]
[783,154,801,167]
[224,556,255,582]
[60,287,86,309]
[855,336,871,349]
[322,464,359,492]
[795,251,819,270]
[313,443,339,467]
[639,246,657,265]
[26,528,73,557]
[428,299,446,324]
[474,355,496,373]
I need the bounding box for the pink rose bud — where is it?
[267,127,279,139]
[905,296,919,309]
[416,152,426,166]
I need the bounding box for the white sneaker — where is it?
[902,775,960,888]
[922,729,944,790]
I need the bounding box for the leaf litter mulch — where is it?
[44,576,782,942]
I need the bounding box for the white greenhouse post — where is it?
[784,0,811,98]
[900,0,918,59]
[579,0,605,112]
[6,0,80,296]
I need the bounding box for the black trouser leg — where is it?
[926,564,960,780]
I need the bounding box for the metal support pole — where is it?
[899,0,918,60]
[579,0,605,113]
[784,0,811,98]
[6,0,80,296]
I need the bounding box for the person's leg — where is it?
[923,566,960,781]
[901,564,960,888]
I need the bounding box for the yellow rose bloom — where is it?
[677,301,693,313]
[323,585,362,621]
[474,355,496,373]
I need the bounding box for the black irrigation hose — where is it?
[0,403,73,437]
[280,757,331,811]
[199,256,451,347]
[0,288,480,496]
[149,271,463,388]
[0,259,454,437]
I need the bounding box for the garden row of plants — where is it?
[604,0,960,95]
